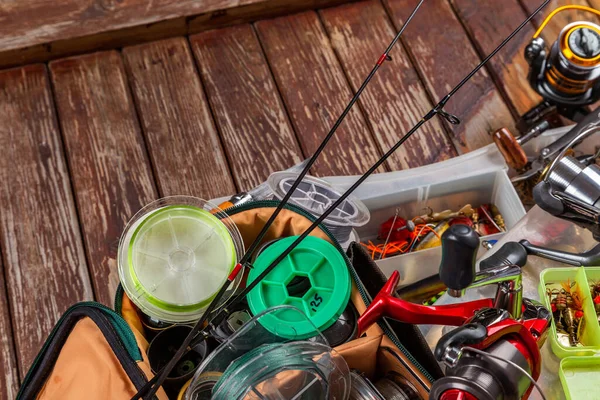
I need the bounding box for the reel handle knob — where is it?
[439,225,479,295]
[493,127,528,170]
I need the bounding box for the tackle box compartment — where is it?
[539,267,600,400]
[325,143,526,287]
[538,267,600,359]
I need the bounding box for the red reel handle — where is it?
[356,271,494,337]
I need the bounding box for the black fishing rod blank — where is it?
[131,3,426,398]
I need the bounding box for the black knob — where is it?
[479,242,528,270]
[439,224,479,291]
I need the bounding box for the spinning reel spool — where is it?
[533,124,600,241]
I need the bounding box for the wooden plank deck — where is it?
[0,0,595,394]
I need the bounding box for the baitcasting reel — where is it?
[357,225,551,400]
[520,5,600,132]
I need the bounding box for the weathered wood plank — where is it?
[49,51,158,306]
[0,65,92,374]
[190,25,304,190]
[320,0,457,169]
[520,0,600,44]
[0,0,353,71]
[0,0,244,54]
[383,0,516,151]
[450,0,540,116]
[0,268,19,399]
[123,37,236,198]
[255,11,385,176]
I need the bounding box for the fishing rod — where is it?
[132,2,426,398]
[221,0,551,318]
[136,2,552,398]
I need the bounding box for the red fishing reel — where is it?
[357,225,552,400]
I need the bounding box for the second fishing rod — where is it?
[222,0,551,315]
[134,1,551,398]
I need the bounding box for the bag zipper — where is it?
[222,200,434,385]
[18,302,146,399]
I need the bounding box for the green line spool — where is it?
[246,235,351,339]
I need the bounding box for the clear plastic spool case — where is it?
[267,171,370,247]
[117,196,245,323]
[186,305,351,400]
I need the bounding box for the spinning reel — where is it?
[520,5,600,132]
[357,225,551,400]
[493,6,600,201]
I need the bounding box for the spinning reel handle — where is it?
[439,225,480,296]
[492,127,528,170]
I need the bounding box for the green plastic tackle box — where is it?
[539,267,600,399]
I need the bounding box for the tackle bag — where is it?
[16,300,168,399]
[18,200,438,399]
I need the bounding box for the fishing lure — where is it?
[547,280,585,347]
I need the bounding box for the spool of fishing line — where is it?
[246,235,352,339]
[210,341,350,400]
[118,196,244,324]
[187,306,345,399]
[350,371,385,400]
[209,284,356,346]
[267,172,370,247]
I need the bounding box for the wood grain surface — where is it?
[520,0,600,44]
[588,0,600,11]
[451,0,542,117]
[50,51,158,306]
[123,37,236,198]
[190,25,304,190]
[383,0,516,151]
[0,0,355,71]
[0,264,19,399]
[255,11,385,176]
[0,65,92,375]
[320,0,457,170]
[0,0,262,53]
